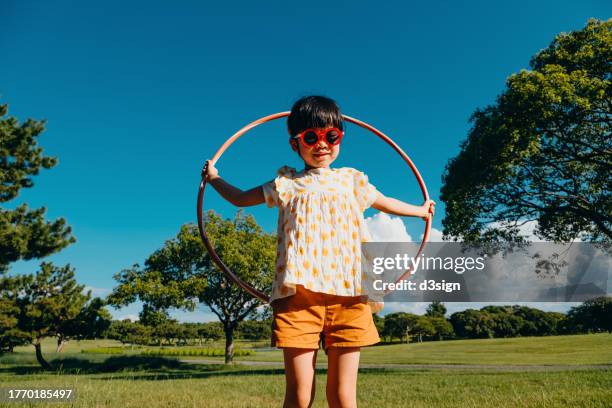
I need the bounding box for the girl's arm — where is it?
[205,160,265,207]
[372,192,435,220]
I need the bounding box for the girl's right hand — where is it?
[421,199,436,221]
[205,160,219,181]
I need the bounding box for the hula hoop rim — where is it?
[197,111,432,303]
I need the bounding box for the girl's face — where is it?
[290,127,341,169]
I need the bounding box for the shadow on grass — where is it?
[0,354,446,380]
[1,355,206,375]
[0,355,307,380]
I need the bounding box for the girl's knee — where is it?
[326,383,357,408]
[284,388,315,408]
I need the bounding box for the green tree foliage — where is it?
[382,312,408,342]
[109,210,275,363]
[451,305,567,339]
[410,316,436,343]
[563,295,611,333]
[425,301,447,318]
[429,316,454,341]
[197,322,223,344]
[106,320,152,346]
[372,313,385,336]
[0,275,30,352]
[441,19,611,247]
[56,296,112,352]
[382,312,452,342]
[237,318,272,340]
[0,102,104,364]
[13,263,97,368]
[0,104,75,272]
[138,304,171,327]
[153,320,185,346]
[450,309,495,339]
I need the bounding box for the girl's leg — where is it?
[282,347,318,408]
[326,347,360,408]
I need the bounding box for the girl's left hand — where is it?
[421,199,436,221]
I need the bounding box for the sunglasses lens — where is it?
[303,131,319,145]
[326,129,341,144]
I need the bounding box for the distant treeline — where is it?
[380,297,611,343]
[103,319,272,347]
[100,297,611,346]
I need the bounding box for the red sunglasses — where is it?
[293,127,344,148]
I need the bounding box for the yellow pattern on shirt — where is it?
[262,166,383,312]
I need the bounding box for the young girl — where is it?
[206,95,434,408]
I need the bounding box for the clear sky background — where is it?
[2,1,610,321]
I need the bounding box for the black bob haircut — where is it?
[287,95,344,137]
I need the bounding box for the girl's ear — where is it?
[289,138,299,153]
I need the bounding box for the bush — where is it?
[81,347,125,355]
[140,348,254,357]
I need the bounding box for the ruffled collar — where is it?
[303,166,334,175]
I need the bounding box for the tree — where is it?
[109,210,276,363]
[0,103,75,272]
[197,322,223,344]
[56,296,112,352]
[138,304,171,327]
[106,319,152,346]
[409,316,436,343]
[182,323,199,346]
[382,312,408,343]
[564,296,611,333]
[372,313,385,338]
[153,320,184,346]
[16,263,91,368]
[0,102,94,363]
[450,309,494,339]
[441,19,612,247]
[425,301,447,318]
[0,275,30,352]
[512,306,564,336]
[237,318,272,340]
[428,316,454,341]
[382,312,423,343]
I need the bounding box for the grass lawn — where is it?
[0,363,610,407]
[1,334,610,407]
[23,333,610,366]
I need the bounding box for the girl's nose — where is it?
[315,139,328,149]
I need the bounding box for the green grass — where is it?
[360,333,612,365]
[0,364,609,407]
[6,334,612,366]
[1,334,610,407]
[192,333,612,366]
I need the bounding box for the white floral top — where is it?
[263,166,383,312]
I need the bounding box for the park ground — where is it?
[0,333,610,407]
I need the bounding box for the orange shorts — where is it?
[271,284,380,350]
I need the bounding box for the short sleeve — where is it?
[261,180,279,208]
[262,166,296,208]
[353,170,379,211]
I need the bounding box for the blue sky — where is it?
[1,1,609,321]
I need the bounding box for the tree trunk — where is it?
[56,337,67,353]
[224,327,234,364]
[34,340,52,370]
